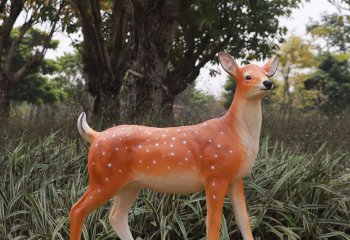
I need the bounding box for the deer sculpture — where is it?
[70,52,279,240]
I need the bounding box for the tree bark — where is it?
[0,79,11,121]
[125,0,181,121]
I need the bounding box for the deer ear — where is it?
[218,52,239,76]
[263,56,279,77]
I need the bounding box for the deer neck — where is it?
[223,90,262,152]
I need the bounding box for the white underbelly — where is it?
[136,172,204,194]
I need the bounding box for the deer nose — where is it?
[263,80,273,90]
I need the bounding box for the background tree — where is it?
[277,36,317,115]
[304,53,350,113]
[70,0,130,118]
[52,51,90,112]
[71,0,303,121]
[0,0,67,121]
[307,13,350,53]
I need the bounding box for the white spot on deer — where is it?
[125,146,128,150]
[138,145,142,149]
[229,150,233,154]
[167,166,171,170]
[195,131,199,134]
[211,165,215,170]
[162,134,166,138]
[217,144,221,148]
[152,160,157,164]
[184,157,189,161]
[90,196,93,199]
[208,139,212,143]
[103,138,106,141]
[147,139,150,142]
[170,144,174,148]
[146,166,150,169]
[115,147,119,151]
[118,169,122,173]
[139,160,143,164]
[214,154,218,158]
[102,151,106,156]
[163,141,167,145]
[92,161,95,165]
[105,177,109,182]
[107,163,112,168]
[183,140,187,144]
[203,123,207,126]
[162,154,165,158]
[95,143,99,147]
[146,149,149,153]
[176,128,181,132]
[155,143,160,147]
[179,162,182,165]
[212,182,215,186]
[182,133,186,136]
[192,166,196,170]
[199,155,203,159]
[188,150,191,153]
[97,188,101,192]
[171,137,176,141]
[170,152,175,157]
[213,195,216,200]
[220,131,224,135]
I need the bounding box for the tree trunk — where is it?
[0,88,10,121]
[125,0,181,122]
[0,73,12,121]
[73,0,130,120]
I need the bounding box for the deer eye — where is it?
[245,75,252,80]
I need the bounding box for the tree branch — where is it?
[3,18,35,73]
[0,0,7,13]
[0,0,25,58]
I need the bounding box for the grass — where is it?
[0,132,349,239]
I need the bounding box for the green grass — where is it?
[0,133,349,239]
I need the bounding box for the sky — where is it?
[45,0,342,98]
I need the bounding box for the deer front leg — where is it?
[205,179,229,240]
[227,179,254,240]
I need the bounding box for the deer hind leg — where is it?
[70,182,126,240]
[205,179,229,240]
[109,184,140,240]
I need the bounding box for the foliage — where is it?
[307,13,350,53]
[304,53,350,113]
[0,133,349,239]
[52,51,90,111]
[1,27,68,105]
[174,84,224,124]
[0,0,67,118]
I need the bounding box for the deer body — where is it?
[70,52,279,240]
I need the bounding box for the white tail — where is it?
[77,112,98,143]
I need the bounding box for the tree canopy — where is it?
[72,0,303,120]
